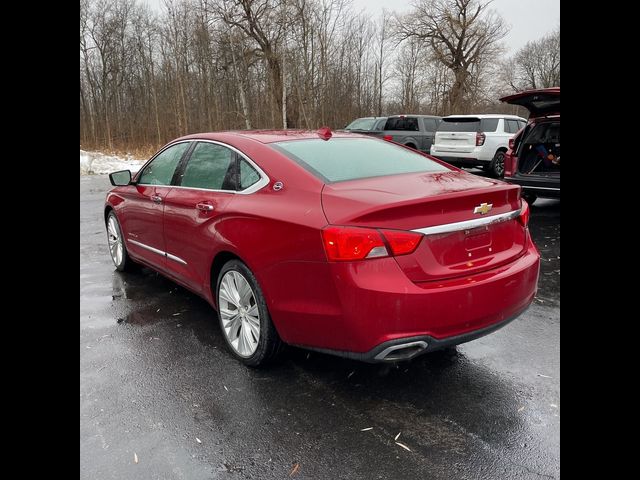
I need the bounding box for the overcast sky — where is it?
[144,0,559,54]
[351,0,560,54]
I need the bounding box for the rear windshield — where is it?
[345,118,378,131]
[438,118,499,132]
[272,138,449,183]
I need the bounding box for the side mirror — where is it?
[109,170,132,186]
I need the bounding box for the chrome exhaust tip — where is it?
[374,340,429,362]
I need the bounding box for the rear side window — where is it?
[505,119,520,133]
[384,117,419,131]
[272,138,449,183]
[480,118,499,132]
[422,118,439,131]
[239,159,261,189]
[180,142,235,190]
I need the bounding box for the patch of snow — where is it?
[80,149,146,175]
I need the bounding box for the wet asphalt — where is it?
[80,174,560,479]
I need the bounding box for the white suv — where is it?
[430,114,526,177]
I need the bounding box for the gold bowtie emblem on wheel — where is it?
[473,203,493,215]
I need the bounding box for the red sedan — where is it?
[105,129,540,366]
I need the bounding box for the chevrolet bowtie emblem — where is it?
[473,203,493,215]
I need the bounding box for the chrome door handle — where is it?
[151,195,163,204]
[196,202,214,212]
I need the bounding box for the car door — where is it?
[162,141,244,293]
[123,141,192,269]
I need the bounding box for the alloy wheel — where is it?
[107,216,123,267]
[218,271,260,357]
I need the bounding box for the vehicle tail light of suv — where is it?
[322,226,423,261]
[475,132,486,146]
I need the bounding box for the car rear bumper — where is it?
[304,307,528,362]
[270,239,540,360]
[430,146,494,163]
[504,175,560,198]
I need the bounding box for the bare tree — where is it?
[503,27,560,92]
[210,0,287,127]
[374,10,390,116]
[81,0,552,154]
[394,0,508,114]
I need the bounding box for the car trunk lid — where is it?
[500,87,560,118]
[321,171,526,282]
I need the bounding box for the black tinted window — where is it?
[384,117,419,131]
[273,138,449,183]
[181,143,234,190]
[138,143,190,185]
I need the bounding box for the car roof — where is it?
[388,114,441,119]
[442,114,525,120]
[174,129,372,145]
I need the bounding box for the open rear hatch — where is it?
[501,88,560,178]
[500,87,559,118]
[322,171,526,282]
[515,121,560,176]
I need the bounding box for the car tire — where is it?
[488,151,506,178]
[216,259,284,367]
[106,211,136,272]
[522,192,537,205]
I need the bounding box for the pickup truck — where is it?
[344,114,442,153]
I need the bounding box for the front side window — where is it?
[273,137,449,183]
[180,142,235,190]
[375,118,388,130]
[138,142,190,185]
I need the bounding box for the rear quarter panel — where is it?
[198,140,343,343]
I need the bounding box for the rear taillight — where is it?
[383,230,423,256]
[476,132,486,146]
[517,199,530,227]
[383,135,393,141]
[322,226,387,261]
[321,226,422,261]
[508,137,515,150]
